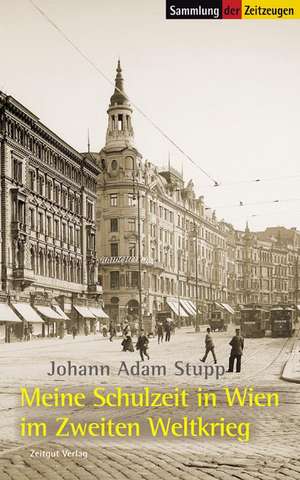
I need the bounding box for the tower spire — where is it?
[115,58,124,92]
[109,59,129,107]
[105,60,134,149]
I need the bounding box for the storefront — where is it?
[72,305,96,335]
[166,299,189,326]
[34,305,64,338]
[52,305,70,335]
[0,303,23,342]
[12,303,44,339]
[88,306,109,333]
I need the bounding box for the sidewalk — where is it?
[0,333,118,349]
[281,339,300,383]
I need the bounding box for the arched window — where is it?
[63,258,67,281]
[39,250,44,276]
[30,248,35,273]
[70,260,75,283]
[48,254,52,277]
[76,261,81,283]
[55,256,60,278]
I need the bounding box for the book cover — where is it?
[0,1,299,479]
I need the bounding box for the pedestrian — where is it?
[24,325,29,342]
[109,322,116,342]
[71,325,77,339]
[227,328,244,373]
[200,327,217,364]
[131,323,137,337]
[102,325,108,337]
[136,329,150,361]
[123,321,130,337]
[121,334,134,352]
[157,322,164,344]
[165,319,171,342]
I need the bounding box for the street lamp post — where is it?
[193,224,200,333]
[295,254,299,308]
[132,172,143,333]
[177,249,181,327]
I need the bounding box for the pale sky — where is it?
[1,0,300,231]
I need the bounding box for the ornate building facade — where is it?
[95,62,300,326]
[95,62,230,325]
[222,224,300,308]
[0,92,103,340]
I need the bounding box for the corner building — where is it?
[96,62,230,327]
[0,92,103,340]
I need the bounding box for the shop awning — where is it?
[52,305,69,320]
[186,300,197,315]
[73,305,95,318]
[166,300,189,317]
[214,302,224,310]
[180,300,197,316]
[35,306,63,320]
[221,303,235,314]
[12,303,44,323]
[0,304,22,322]
[88,307,109,319]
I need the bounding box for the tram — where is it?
[209,311,228,332]
[270,306,296,337]
[240,306,269,338]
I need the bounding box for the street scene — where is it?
[1,1,300,479]
[0,326,299,479]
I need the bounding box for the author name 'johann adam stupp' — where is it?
[47,361,225,379]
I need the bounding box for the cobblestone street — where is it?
[0,328,299,479]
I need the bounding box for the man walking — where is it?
[157,322,164,344]
[165,319,171,342]
[200,327,217,364]
[71,325,77,340]
[109,322,116,342]
[136,329,150,361]
[227,328,244,373]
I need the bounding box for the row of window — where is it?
[28,170,95,215]
[30,249,83,283]
[110,243,137,257]
[110,217,138,233]
[29,209,81,246]
[110,219,223,264]
[8,122,96,189]
[108,194,225,248]
[238,249,289,265]
[108,270,221,300]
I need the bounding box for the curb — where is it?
[281,339,300,384]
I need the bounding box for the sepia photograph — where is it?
[0,0,299,478]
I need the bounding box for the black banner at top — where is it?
[166,0,222,19]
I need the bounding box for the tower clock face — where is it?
[111,160,118,170]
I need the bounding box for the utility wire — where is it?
[200,172,300,190]
[228,207,300,220]
[28,0,219,186]
[206,197,300,210]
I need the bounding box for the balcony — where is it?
[124,230,138,239]
[11,221,28,236]
[13,267,34,288]
[88,284,103,294]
